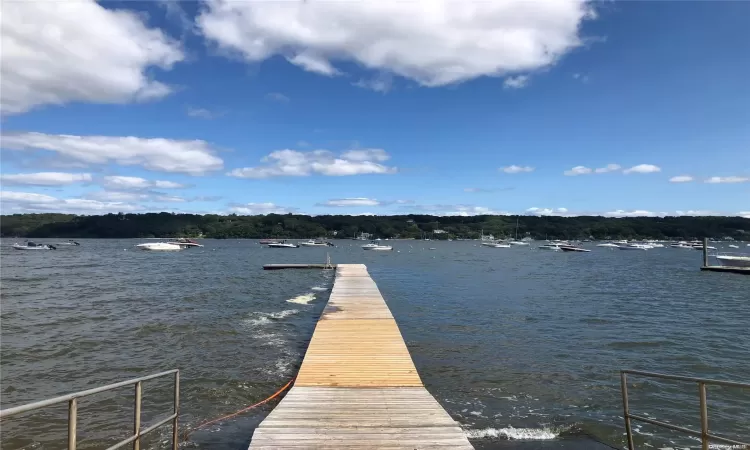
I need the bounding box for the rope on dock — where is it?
[182,377,295,443]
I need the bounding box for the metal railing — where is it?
[621,369,750,450]
[0,369,179,450]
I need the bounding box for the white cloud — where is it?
[603,209,660,217]
[228,203,296,215]
[1,190,140,213]
[500,165,534,174]
[100,176,188,190]
[572,73,590,83]
[704,176,749,184]
[265,92,290,103]
[153,195,186,203]
[404,204,511,216]
[503,75,530,89]
[228,148,396,178]
[739,211,750,218]
[1,132,224,175]
[353,74,393,93]
[319,198,382,207]
[565,164,622,176]
[84,191,150,202]
[197,0,595,87]
[526,207,570,216]
[186,107,221,119]
[594,164,621,173]
[1,0,183,115]
[623,164,661,175]
[0,172,92,186]
[669,175,694,183]
[564,166,593,176]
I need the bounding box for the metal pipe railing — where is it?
[620,369,750,450]
[0,369,179,450]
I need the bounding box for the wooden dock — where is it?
[249,264,473,449]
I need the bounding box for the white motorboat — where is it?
[596,242,620,248]
[715,253,750,268]
[167,238,203,248]
[299,239,334,247]
[267,240,299,248]
[618,243,651,250]
[362,242,393,251]
[728,244,739,249]
[55,240,81,246]
[670,241,693,249]
[560,245,591,252]
[692,244,717,250]
[481,241,511,248]
[136,242,182,251]
[12,241,56,250]
[538,243,563,251]
[509,241,529,246]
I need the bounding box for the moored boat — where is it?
[596,242,620,248]
[12,241,56,250]
[55,240,81,246]
[560,245,591,252]
[267,240,299,248]
[362,242,393,251]
[481,241,511,248]
[136,242,182,251]
[167,238,203,248]
[715,253,750,268]
[299,239,334,247]
[618,243,651,250]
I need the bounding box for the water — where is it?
[1,240,748,449]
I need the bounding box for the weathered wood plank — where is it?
[248,264,472,449]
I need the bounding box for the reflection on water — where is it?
[1,239,748,449]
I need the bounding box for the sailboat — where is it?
[509,218,529,246]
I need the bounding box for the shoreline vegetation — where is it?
[1,213,748,241]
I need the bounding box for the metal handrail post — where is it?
[172,371,180,450]
[133,381,142,450]
[68,398,77,450]
[620,372,635,450]
[699,382,708,450]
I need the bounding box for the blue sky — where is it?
[1,0,748,217]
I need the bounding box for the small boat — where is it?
[260,239,280,245]
[538,243,563,251]
[715,253,750,268]
[167,238,203,248]
[560,245,590,252]
[670,241,693,249]
[299,239,334,247]
[267,240,299,248]
[362,242,393,251]
[596,243,620,248]
[692,244,717,250]
[728,244,739,249]
[482,241,511,248]
[56,240,81,246]
[136,242,182,251]
[12,241,56,250]
[618,243,651,250]
[508,241,529,246]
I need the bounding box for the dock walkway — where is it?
[249,264,473,449]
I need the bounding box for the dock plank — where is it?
[249,264,473,449]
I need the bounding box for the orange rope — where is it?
[182,377,295,443]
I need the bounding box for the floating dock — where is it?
[249,263,473,449]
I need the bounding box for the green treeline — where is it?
[1,213,748,240]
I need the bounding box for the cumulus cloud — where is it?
[564,166,593,176]
[739,211,750,218]
[1,0,184,115]
[404,204,511,216]
[623,164,661,174]
[1,132,224,175]
[227,148,396,178]
[500,165,534,174]
[603,209,661,217]
[228,202,297,215]
[704,176,749,184]
[197,0,595,87]
[594,164,621,173]
[0,172,92,186]
[101,176,187,190]
[318,198,382,207]
[669,175,694,183]
[526,207,570,216]
[1,190,140,213]
[504,75,530,89]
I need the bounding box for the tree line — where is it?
[1,213,749,241]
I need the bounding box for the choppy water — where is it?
[1,239,748,449]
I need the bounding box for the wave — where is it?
[464,426,560,440]
[287,293,315,305]
[244,309,299,326]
